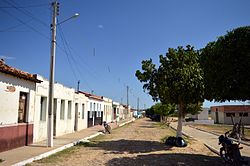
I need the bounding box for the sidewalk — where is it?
[170,122,250,160]
[0,118,135,166]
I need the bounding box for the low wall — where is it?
[0,123,33,152]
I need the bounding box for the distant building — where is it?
[102,96,113,123]
[79,91,103,127]
[211,105,250,125]
[187,108,209,120]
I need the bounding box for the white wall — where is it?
[74,92,88,131]
[33,75,76,142]
[0,73,36,125]
[103,97,112,123]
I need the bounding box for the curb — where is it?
[13,119,134,166]
[169,124,220,156]
[13,132,104,166]
[204,143,220,156]
[188,125,250,146]
[118,118,135,127]
[169,125,193,138]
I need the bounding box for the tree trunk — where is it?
[176,100,184,138]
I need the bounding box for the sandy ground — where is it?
[29,118,223,166]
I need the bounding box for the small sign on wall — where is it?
[5,86,16,92]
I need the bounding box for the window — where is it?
[40,96,47,121]
[117,108,119,114]
[89,111,93,118]
[60,100,65,120]
[226,113,235,117]
[82,104,85,119]
[68,101,72,119]
[90,102,92,111]
[97,103,99,111]
[239,112,248,117]
[94,103,96,111]
[97,111,101,117]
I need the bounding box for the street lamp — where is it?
[48,1,79,147]
[57,13,80,25]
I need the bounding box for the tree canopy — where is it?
[201,26,250,102]
[136,45,204,137]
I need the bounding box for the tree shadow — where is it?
[90,139,172,154]
[139,125,156,128]
[105,153,224,166]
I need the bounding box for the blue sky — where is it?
[0,0,249,108]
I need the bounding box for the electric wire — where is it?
[0,3,49,8]
[0,18,33,32]
[57,24,93,91]
[0,8,50,40]
[3,0,49,28]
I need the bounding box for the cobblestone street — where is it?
[30,118,223,166]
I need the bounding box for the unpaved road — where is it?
[30,118,223,166]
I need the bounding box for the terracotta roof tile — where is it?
[0,59,42,83]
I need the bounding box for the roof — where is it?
[211,105,250,112]
[0,59,42,83]
[78,91,103,101]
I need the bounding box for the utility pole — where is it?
[77,80,80,92]
[126,86,129,107]
[137,97,139,112]
[47,1,58,147]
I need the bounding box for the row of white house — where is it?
[0,59,132,152]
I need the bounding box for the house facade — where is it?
[79,91,104,127]
[33,75,76,142]
[211,105,250,125]
[102,97,113,123]
[0,60,41,152]
[112,101,120,122]
[74,92,88,131]
[0,60,132,153]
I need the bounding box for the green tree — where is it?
[201,26,250,102]
[136,45,204,137]
[150,103,176,122]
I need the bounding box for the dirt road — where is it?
[30,118,223,166]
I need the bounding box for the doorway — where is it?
[74,103,78,131]
[18,92,27,123]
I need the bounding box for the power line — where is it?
[57,24,93,90]
[3,0,48,28]
[0,18,33,32]
[0,3,49,8]
[0,8,50,40]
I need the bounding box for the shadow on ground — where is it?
[139,125,156,128]
[105,153,224,166]
[89,139,172,154]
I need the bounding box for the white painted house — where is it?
[74,92,88,131]
[79,91,104,127]
[102,96,113,123]
[33,75,76,142]
[112,101,120,122]
[0,60,42,152]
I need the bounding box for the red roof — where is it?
[78,91,103,101]
[0,59,42,83]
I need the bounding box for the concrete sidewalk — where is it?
[0,118,135,166]
[170,122,250,161]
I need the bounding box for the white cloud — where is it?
[0,55,16,60]
[98,24,104,29]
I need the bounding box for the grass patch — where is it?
[35,145,79,164]
[75,141,95,147]
[153,122,170,129]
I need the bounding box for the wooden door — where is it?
[18,92,27,123]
